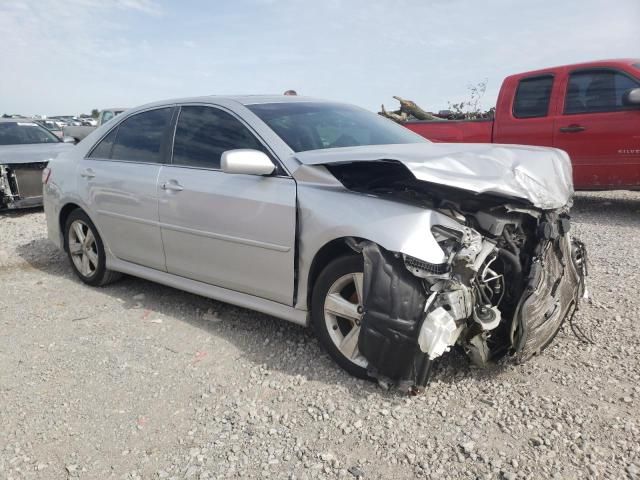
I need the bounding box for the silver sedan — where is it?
[43,95,586,392]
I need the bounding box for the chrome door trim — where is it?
[96,209,160,227]
[157,221,291,252]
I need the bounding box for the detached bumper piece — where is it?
[0,162,46,209]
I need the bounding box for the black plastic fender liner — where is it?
[358,242,428,381]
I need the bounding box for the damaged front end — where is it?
[349,200,587,393]
[0,162,47,209]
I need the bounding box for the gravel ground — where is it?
[1,191,639,480]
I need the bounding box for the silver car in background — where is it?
[43,95,586,392]
[0,119,74,209]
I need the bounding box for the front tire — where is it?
[64,209,120,286]
[311,255,371,379]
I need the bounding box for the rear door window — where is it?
[172,105,266,169]
[110,108,173,163]
[88,127,118,159]
[513,75,554,118]
[564,69,640,114]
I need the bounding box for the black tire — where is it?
[64,209,121,287]
[311,254,371,380]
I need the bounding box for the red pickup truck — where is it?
[404,59,640,190]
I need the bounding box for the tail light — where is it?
[42,167,51,184]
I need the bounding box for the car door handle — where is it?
[559,125,586,133]
[80,168,95,179]
[161,181,184,192]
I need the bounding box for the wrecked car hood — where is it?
[0,143,74,165]
[294,143,574,210]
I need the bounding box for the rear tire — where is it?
[311,255,371,380]
[64,209,121,286]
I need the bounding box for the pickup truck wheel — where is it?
[311,255,371,380]
[64,209,121,287]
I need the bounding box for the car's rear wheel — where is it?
[64,209,120,286]
[311,255,371,379]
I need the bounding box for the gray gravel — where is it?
[1,191,639,479]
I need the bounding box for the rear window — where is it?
[88,127,118,159]
[513,76,554,118]
[110,108,173,163]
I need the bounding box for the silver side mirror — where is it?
[62,136,76,144]
[221,149,275,176]
[623,87,640,106]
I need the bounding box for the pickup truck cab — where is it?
[404,59,640,190]
[63,108,126,143]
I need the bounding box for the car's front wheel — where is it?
[311,255,371,379]
[64,209,120,286]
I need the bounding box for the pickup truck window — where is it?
[172,106,265,169]
[564,69,640,114]
[102,111,115,123]
[513,76,554,119]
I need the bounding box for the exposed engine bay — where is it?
[330,161,587,393]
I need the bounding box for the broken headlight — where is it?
[401,225,463,278]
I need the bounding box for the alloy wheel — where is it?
[68,219,98,278]
[323,272,368,368]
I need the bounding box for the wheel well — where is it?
[306,237,362,307]
[59,203,81,250]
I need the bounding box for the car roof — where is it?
[126,94,333,113]
[222,95,332,106]
[0,118,38,124]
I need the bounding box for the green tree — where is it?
[91,109,99,118]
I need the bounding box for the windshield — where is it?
[247,102,428,153]
[0,122,61,145]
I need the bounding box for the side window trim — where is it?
[512,74,555,119]
[563,67,640,115]
[169,103,290,177]
[85,105,176,164]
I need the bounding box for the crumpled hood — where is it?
[294,143,574,210]
[0,143,74,165]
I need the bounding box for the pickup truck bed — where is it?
[405,119,493,143]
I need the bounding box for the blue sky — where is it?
[1,0,638,116]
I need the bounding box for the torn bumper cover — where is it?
[354,212,586,392]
